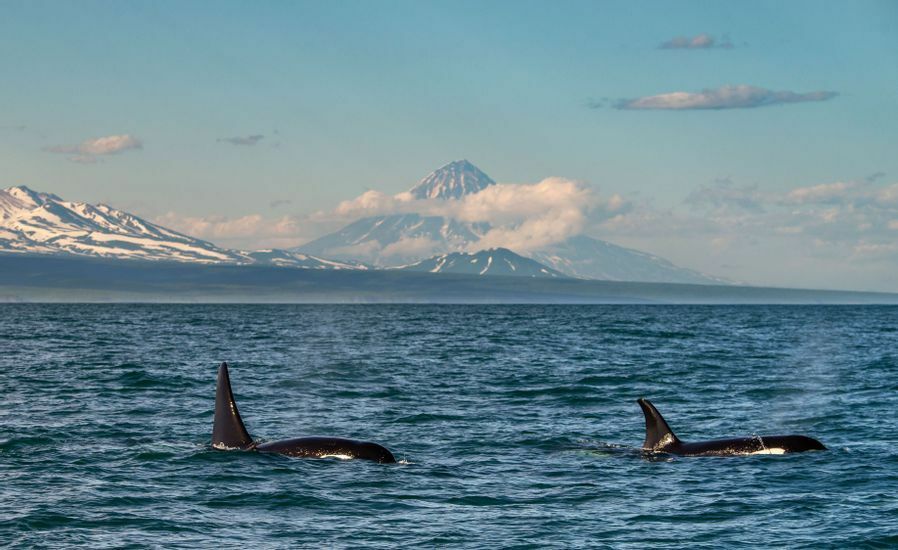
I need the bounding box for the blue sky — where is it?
[2,1,897,290]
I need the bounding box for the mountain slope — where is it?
[0,185,363,269]
[297,213,489,264]
[1,185,242,262]
[395,248,567,278]
[527,235,729,285]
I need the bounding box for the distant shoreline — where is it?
[2,254,896,304]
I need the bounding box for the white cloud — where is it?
[81,134,142,155]
[154,212,307,250]
[45,134,142,163]
[783,181,858,204]
[334,190,405,218]
[442,178,602,252]
[615,85,837,110]
[323,177,627,255]
[447,178,596,223]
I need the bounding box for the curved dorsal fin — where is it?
[212,362,254,449]
[637,398,681,451]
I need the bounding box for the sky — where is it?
[2,0,897,291]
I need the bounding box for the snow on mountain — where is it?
[2,159,730,286]
[0,185,243,262]
[527,235,730,285]
[296,160,496,263]
[0,185,362,269]
[395,248,567,278]
[296,213,490,264]
[295,161,728,284]
[407,159,495,200]
[241,249,368,270]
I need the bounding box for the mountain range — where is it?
[297,160,727,284]
[1,160,728,285]
[0,185,363,270]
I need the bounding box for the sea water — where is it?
[2,304,896,547]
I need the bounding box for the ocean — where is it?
[2,304,896,547]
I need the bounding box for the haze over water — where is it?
[3,304,897,547]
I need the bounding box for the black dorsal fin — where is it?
[212,362,254,450]
[637,398,681,451]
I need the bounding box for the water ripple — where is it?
[1,304,896,547]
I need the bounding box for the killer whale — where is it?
[637,398,825,456]
[212,362,396,463]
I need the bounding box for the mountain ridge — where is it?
[527,235,731,285]
[3,158,731,286]
[395,247,567,278]
[0,185,364,270]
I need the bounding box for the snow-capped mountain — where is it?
[0,186,363,269]
[3,159,730,285]
[296,160,495,264]
[407,159,495,200]
[0,185,243,262]
[395,248,567,278]
[527,235,730,285]
[295,161,729,284]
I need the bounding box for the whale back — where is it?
[637,398,682,451]
[212,362,254,450]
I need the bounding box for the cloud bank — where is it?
[615,85,837,110]
[319,177,630,259]
[153,172,898,290]
[604,176,898,263]
[659,33,733,50]
[587,174,898,290]
[154,212,307,250]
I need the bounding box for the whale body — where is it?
[212,362,396,463]
[637,398,826,456]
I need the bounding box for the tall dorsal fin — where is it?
[212,362,254,449]
[637,398,681,451]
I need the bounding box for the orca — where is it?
[212,362,396,463]
[637,398,826,456]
